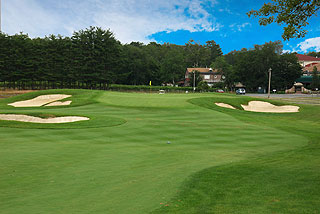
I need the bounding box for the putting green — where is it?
[0,90,314,214]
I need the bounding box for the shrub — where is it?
[108,84,194,92]
[197,81,210,92]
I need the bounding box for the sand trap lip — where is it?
[45,101,72,106]
[8,94,71,107]
[0,114,89,123]
[215,103,236,109]
[241,101,299,113]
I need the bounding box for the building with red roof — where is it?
[296,54,320,67]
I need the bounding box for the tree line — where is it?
[0,26,303,92]
[0,26,222,90]
[306,51,320,58]
[211,41,302,91]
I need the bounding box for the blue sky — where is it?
[2,0,320,54]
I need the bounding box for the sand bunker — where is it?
[241,101,299,113]
[215,103,236,109]
[45,101,72,106]
[8,94,71,107]
[0,114,89,123]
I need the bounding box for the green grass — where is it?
[0,90,319,213]
[0,90,125,129]
[0,89,100,109]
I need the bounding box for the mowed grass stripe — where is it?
[0,90,311,214]
[153,95,320,214]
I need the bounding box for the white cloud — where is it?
[282,49,292,53]
[297,37,320,52]
[2,0,61,37]
[218,8,233,14]
[2,0,221,44]
[92,0,221,43]
[229,22,251,32]
[237,23,251,32]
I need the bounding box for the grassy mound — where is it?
[153,96,320,214]
[152,146,320,214]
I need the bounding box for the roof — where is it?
[296,54,320,62]
[296,76,313,83]
[186,68,218,73]
[234,82,245,88]
[294,82,304,86]
[303,63,320,72]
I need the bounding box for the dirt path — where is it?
[0,90,36,99]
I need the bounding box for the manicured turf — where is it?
[0,90,319,214]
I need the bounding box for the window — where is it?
[204,75,210,80]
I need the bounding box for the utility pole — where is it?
[193,71,196,92]
[267,68,272,98]
[192,63,197,92]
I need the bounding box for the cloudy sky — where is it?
[2,0,320,54]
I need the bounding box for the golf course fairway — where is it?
[0,90,319,213]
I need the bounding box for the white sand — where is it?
[0,114,89,123]
[45,101,72,106]
[8,94,71,107]
[241,101,299,113]
[215,103,236,109]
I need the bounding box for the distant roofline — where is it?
[296,54,320,61]
[186,68,219,73]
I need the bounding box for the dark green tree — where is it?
[211,56,234,89]
[307,51,320,58]
[273,53,302,90]
[185,40,210,67]
[0,33,10,87]
[205,40,223,65]
[160,47,185,84]
[232,41,298,91]
[9,33,32,89]
[71,27,121,88]
[123,43,149,85]
[224,49,248,66]
[311,66,320,90]
[197,81,209,92]
[0,27,225,89]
